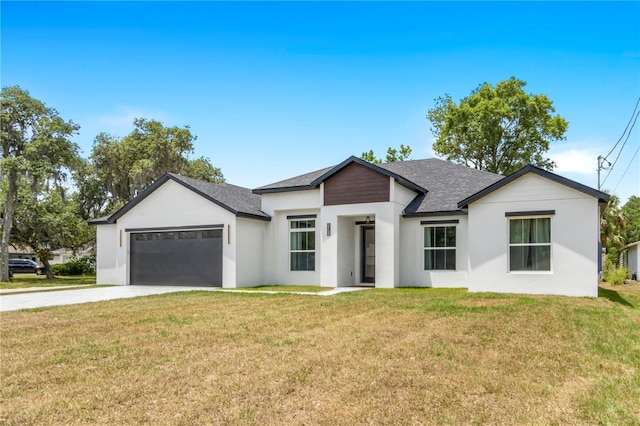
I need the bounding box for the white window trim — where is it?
[289,219,316,272]
[423,224,457,271]
[507,215,553,274]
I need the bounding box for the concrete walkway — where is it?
[0,285,372,312]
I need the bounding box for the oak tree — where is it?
[81,118,224,217]
[361,144,412,164]
[427,77,568,175]
[0,86,81,281]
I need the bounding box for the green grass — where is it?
[1,283,639,425]
[0,274,97,289]
[230,285,334,292]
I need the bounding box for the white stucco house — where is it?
[91,156,609,297]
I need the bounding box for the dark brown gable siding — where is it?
[324,163,390,205]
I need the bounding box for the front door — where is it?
[361,226,375,284]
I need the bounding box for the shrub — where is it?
[603,266,629,285]
[50,264,66,276]
[52,257,96,276]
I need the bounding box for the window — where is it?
[202,229,222,239]
[509,217,551,271]
[424,226,456,270]
[134,233,154,241]
[290,219,315,271]
[178,231,197,240]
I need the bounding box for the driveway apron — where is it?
[0,286,219,312]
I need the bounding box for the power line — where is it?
[601,108,640,186]
[612,143,640,193]
[604,96,640,160]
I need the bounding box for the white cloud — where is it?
[549,147,599,174]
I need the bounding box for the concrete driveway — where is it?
[0,286,220,312]
[0,285,371,312]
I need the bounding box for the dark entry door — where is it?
[130,229,223,286]
[361,226,375,284]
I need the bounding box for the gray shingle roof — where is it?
[378,159,503,215]
[89,173,270,225]
[254,157,503,215]
[254,166,334,192]
[167,174,270,220]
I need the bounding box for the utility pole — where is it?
[597,155,611,191]
[596,155,612,276]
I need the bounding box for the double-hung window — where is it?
[424,226,456,270]
[509,217,551,271]
[290,219,315,271]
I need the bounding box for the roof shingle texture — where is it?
[168,173,269,218]
[378,159,503,214]
[257,158,503,214]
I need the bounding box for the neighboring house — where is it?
[620,242,639,281]
[90,156,609,297]
[7,246,38,262]
[50,247,93,265]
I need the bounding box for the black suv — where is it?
[8,259,45,275]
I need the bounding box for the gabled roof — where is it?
[255,156,503,215]
[253,156,427,194]
[89,173,270,225]
[457,164,611,208]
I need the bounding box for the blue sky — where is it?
[2,1,639,203]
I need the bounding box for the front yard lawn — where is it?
[229,285,334,292]
[0,274,96,290]
[1,283,639,425]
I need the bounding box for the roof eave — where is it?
[252,185,316,194]
[236,212,272,221]
[92,173,270,224]
[403,210,467,218]
[457,165,611,208]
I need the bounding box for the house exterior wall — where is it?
[260,189,321,216]
[96,224,118,285]
[399,216,469,288]
[261,178,414,288]
[467,173,600,297]
[260,190,322,286]
[628,245,638,279]
[235,217,268,287]
[97,180,240,286]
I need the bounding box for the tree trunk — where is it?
[0,168,17,282]
[36,248,54,280]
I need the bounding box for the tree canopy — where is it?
[1,85,84,280]
[601,194,627,263]
[427,77,568,176]
[361,144,412,164]
[1,87,225,280]
[79,118,224,217]
[622,196,640,244]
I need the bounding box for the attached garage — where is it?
[90,173,271,288]
[130,227,223,286]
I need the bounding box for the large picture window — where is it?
[424,226,456,270]
[290,219,315,271]
[509,217,551,271]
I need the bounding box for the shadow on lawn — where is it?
[598,286,635,308]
